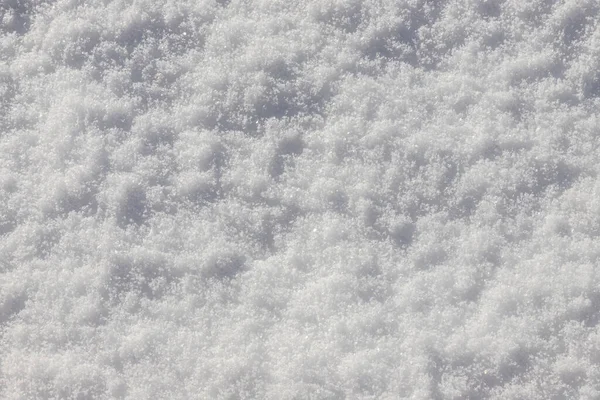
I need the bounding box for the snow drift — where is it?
[2,0,600,398]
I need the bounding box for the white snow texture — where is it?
[2,0,600,398]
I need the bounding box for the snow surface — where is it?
[2,0,600,398]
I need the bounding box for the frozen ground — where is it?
[2,0,600,398]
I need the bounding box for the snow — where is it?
[2,0,600,398]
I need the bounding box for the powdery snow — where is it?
[2,0,600,398]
